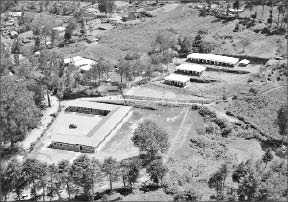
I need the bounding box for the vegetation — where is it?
[131,120,169,161]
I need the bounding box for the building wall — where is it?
[65,106,110,116]
[51,141,95,153]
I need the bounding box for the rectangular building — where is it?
[175,63,206,76]
[187,53,239,67]
[164,73,191,87]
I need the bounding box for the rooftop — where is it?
[164,73,191,83]
[50,101,132,147]
[175,63,206,72]
[187,53,239,65]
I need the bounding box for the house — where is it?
[64,56,96,71]
[9,12,22,17]
[53,26,66,33]
[164,73,191,87]
[175,63,206,76]
[187,53,239,68]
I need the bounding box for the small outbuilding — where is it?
[164,73,191,87]
[238,59,250,67]
[175,63,206,76]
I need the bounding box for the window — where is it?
[79,146,83,151]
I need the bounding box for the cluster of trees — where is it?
[208,157,287,201]
[245,0,288,28]
[1,120,169,201]
[1,48,81,154]
[85,57,113,86]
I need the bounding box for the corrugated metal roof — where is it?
[164,73,191,83]
[187,53,239,65]
[176,63,206,72]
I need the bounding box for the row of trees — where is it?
[1,119,169,201]
[208,157,287,201]
[1,48,81,152]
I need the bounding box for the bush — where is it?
[221,127,232,137]
[214,118,227,129]
[198,107,217,119]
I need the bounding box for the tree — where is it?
[232,160,261,201]
[233,0,240,17]
[97,0,115,14]
[131,120,169,160]
[245,0,254,17]
[275,105,288,145]
[116,58,131,83]
[46,164,62,201]
[146,158,168,185]
[0,159,23,201]
[0,41,13,76]
[277,5,283,27]
[262,149,273,168]
[31,14,55,50]
[267,8,273,27]
[35,50,64,107]
[11,38,23,65]
[153,30,174,54]
[21,159,47,201]
[0,76,41,149]
[120,159,140,189]
[57,160,74,201]
[64,20,77,42]
[71,155,102,200]
[178,36,194,55]
[9,160,28,201]
[102,157,119,192]
[261,0,265,18]
[208,164,229,199]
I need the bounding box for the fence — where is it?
[122,95,216,104]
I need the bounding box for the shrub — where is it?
[198,106,217,119]
[221,127,232,137]
[214,118,227,129]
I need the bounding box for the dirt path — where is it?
[261,85,286,95]
[166,107,191,159]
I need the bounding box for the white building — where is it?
[175,63,206,76]
[64,56,96,71]
[164,73,191,87]
[187,53,239,67]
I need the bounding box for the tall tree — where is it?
[116,58,131,83]
[64,20,77,42]
[0,159,23,201]
[71,155,101,200]
[120,159,140,189]
[131,120,169,160]
[11,38,23,65]
[97,0,115,14]
[57,160,74,201]
[102,157,119,192]
[21,159,47,201]
[262,149,273,168]
[146,158,168,185]
[275,105,288,145]
[36,50,64,107]
[233,0,240,17]
[0,76,41,149]
[208,164,229,199]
